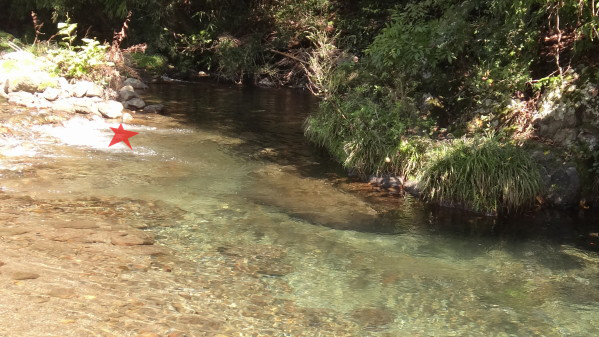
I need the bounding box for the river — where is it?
[1,81,598,336]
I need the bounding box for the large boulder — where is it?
[8,91,36,107]
[68,97,100,115]
[142,104,164,114]
[123,77,149,90]
[118,85,138,101]
[85,82,104,98]
[126,97,146,110]
[6,71,58,94]
[52,99,76,114]
[97,100,124,118]
[531,151,581,208]
[42,87,60,101]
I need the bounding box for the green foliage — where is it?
[47,21,110,81]
[419,137,542,214]
[213,35,264,83]
[305,66,432,176]
[129,53,167,72]
[0,31,21,52]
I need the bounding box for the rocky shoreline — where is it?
[1,51,165,124]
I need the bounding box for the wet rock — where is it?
[546,166,581,208]
[111,232,155,246]
[1,51,35,61]
[52,99,76,114]
[97,100,124,118]
[142,104,164,114]
[0,76,8,98]
[85,82,104,98]
[248,165,378,229]
[6,71,58,94]
[10,271,40,280]
[124,78,149,90]
[72,81,92,98]
[122,112,134,123]
[258,78,275,87]
[135,332,160,337]
[69,97,100,115]
[350,307,395,328]
[369,175,403,189]
[47,287,77,299]
[119,85,138,101]
[553,128,577,146]
[167,332,188,337]
[42,87,60,101]
[127,97,146,110]
[8,91,36,107]
[578,130,599,151]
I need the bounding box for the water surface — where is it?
[1,82,598,336]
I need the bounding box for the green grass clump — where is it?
[0,31,19,52]
[418,137,542,215]
[129,53,167,72]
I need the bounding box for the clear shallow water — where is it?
[1,82,599,336]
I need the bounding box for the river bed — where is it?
[1,82,598,336]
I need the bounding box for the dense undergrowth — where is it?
[1,0,598,214]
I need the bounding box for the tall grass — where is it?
[418,137,542,215]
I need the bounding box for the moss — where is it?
[129,53,167,72]
[0,31,19,51]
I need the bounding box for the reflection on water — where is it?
[1,82,599,336]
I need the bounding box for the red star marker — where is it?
[109,124,139,150]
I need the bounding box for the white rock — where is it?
[97,100,124,118]
[43,87,60,101]
[1,51,36,61]
[52,99,76,114]
[72,81,93,98]
[123,77,149,90]
[122,112,133,123]
[8,91,36,107]
[85,83,104,98]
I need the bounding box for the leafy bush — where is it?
[47,21,112,81]
[128,53,167,73]
[418,137,542,214]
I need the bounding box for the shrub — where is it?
[46,21,113,82]
[128,53,167,73]
[418,137,542,215]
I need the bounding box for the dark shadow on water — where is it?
[145,81,599,255]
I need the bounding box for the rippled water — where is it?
[2,82,599,336]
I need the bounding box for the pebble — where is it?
[10,271,40,280]
[47,287,77,299]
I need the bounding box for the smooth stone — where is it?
[111,232,155,246]
[97,100,124,118]
[47,287,77,299]
[8,91,36,107]
[52,99,76,114]
[119,85,138,101]
[43,87,60,101]
[10,271,40,280]
[69,97,99,115]
[71,80,93,98]
[142,104,164,114]
[351,307,395,327]
[126,97,146,110]
[85,82,104,98]
[122,112,133,123]
[124,77,149,90]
